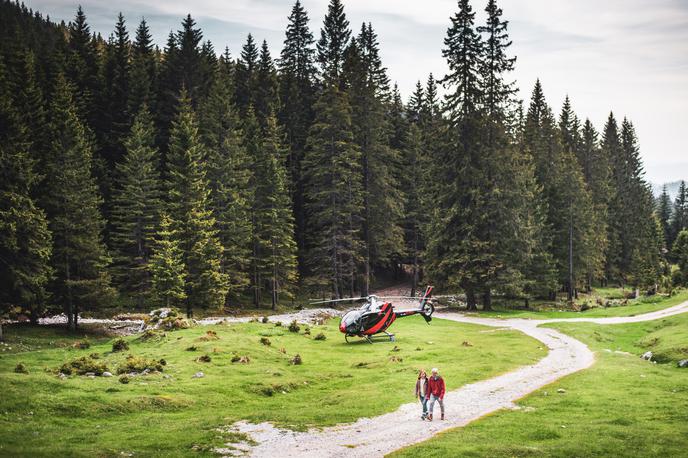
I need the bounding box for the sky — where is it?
[26,0,688,184]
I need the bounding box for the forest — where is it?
[1,0,687,328]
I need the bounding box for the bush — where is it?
[59,356,109,376]
[261,316,269,324]
[274,321,282,327]
[231,354,250,364]
[290,354,302,365]
[116,354,164,375]
[303,326,311,335]
[73,339,90,350]
[14,363,28,374]
[112,338,129,352]
[288,321,300,333]
[314,333,327,341]
[198,330,219,341]
[89,353,101,359]
[158,358,167,366]
[119,375,130,384]
[185,345,198,352]
[196,354,212,363]
[260,337,271,346]
[138,329,166,342]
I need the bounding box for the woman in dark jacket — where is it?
[415,369,429,420]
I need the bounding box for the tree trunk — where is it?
[466,288,477,311]
[411,231,418,297]
[568,205,574,302]
[0,322,3,341]
[483,290,492,311]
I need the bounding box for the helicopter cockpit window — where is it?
[342,310,362,327]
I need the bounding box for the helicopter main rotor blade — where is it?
[308,297,368,305]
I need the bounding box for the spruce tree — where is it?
[149,213,187,307]
[254,113,298,308]
[279,0,317,272]
[601,112,623,283]
[44,73,113,330]
[317,0,351,84]
[65,6,100,127]
[128,19,156,116]
[669,181,687,249]
[0,61,53,324]
[657,184,672,250]
[254,40,279,124]
[234,34,259,114]
[166,91,228,315]
[303,84,362,297]
[110,107,163,304]
[199,72,253,303]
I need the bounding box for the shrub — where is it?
[288,321,300,333]
[260,337,271,346]
[314,333,327,341]
[14,363,28,374]
[186,345,198,352]
[198,330,219,341]
[261,316,269,324]
[304,327,311,336]
[231,354,250,364]
[158,358,167,366]
[278,347,286,354]
[119,375,130,384]
[59,356,109,376]
[138,329,166,342]
[73,339,90,350]
[274,321,282,327]
[196,354,212,363]
[112,338,129,352]
[89,353,101,359]
[389,355,403,363]
[290,354,302,365]
[116,354,164,375]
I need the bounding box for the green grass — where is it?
[473,290,688,320]
[391,306,688,457]
[0,317,544,457]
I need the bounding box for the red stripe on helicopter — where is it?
[364,305,392,335]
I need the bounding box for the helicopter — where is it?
[310,286,435,343]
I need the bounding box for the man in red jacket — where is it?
[426,367,445,421]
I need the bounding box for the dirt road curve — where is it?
[223,300,688,457]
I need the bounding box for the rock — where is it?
[557,388,566,393]
[192,371,205,379]
[102,371,113,377]
[58,373,67,379]
[641,351,653,361]
[85,372,96,377]
[678,359,688,368]
[163,374,172,379]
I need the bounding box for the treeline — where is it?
[0,0,676,326]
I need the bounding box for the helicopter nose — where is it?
[339,322,346,333]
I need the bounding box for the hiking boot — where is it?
[441,413,445,420]
[428,413,433,421]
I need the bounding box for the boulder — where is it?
[678,359,688,368]
[102,371,113,377]
[557,388,566,393]
[641,351,653,361]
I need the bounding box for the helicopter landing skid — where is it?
[346,332,395,344]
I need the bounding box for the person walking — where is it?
[415,369,429,420]
[426,367,445,421]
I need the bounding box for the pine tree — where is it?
[254,113,298,308]
[657,185,672,250]
[128,19,156,116]
[303,84,362,297]
[669,181,687,250]
[601,112,623,283]
[110,107,163,304]
[149,213,187,307]
[65,6,100,127]
[279,0,317,272]
[43,73,113,330]
[234,34,259,114]
[442,0,483,122]
[0,60,53,324]
[199,72,253,303]
[166,91,228,315]
[254,40,279,124]
[317,0,351,84]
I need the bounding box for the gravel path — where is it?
[219,299,688,457]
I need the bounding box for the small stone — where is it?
[102,371,113,377]
[163,374,172,379]
[192,371,205,379]
[85,372,96,377]
[58,373,67,379]
[557,388,566,393]
[678,359,688,368]
[641,351,653,361]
